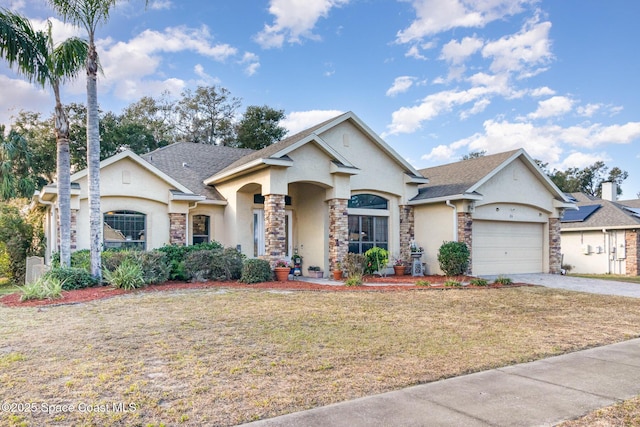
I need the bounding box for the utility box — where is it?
[582,244,591,255]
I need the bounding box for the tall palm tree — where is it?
[0,9,88,267]
[49,0,146,280]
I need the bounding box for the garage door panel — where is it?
[473,221,543,275]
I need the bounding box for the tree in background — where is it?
[0,126,42,200]
[121,94,176,146]
[0,9,88,267]
[547,161,628,198]
[460,150,486,160]
[175,86,241,145]
[0,200,44,284]
[235,105,287,150]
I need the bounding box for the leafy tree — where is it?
[49,0,147,279]
[175,85,241,145]
[0,200,43,284]
[12,111,58,182]
[0,126,42,200]
[100,111,165,157]
[461,150,486,160]
[0,9,88,267]
[235,105,287,150]
[121,94,176,145]
[548,161,628,197]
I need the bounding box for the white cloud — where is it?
[440,36,484,64]
[530,86,555,97]
[0,75,51,126]
[193,64,220,86]
[30,16,84,45]
[281,109,344,134]
[577,103,601,117]
[528,95,574,119]
[421,144,456,161]
[396,0,534,43]
[482,18,553,77]
[255,0,349,49]
[149,0,172,10]
[460,98,490,119]
[240,52,260,76]
[557,151,610,170]
[386,76,416,97]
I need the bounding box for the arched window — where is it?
[348,194,389,254]
[192,215,210,244]
[103,210,146,250]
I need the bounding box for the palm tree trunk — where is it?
[53,83,71,268]
[86,38,102,280]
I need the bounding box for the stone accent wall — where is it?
[70,209,77,250]
[457,212,473,274]
[548,218,562,274]
[399,205,415,261]
[329,198,348,270]
[626,230,640,276]
[169,213,186,245]
[264,194,286,266]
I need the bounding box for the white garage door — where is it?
[472,221,544,276]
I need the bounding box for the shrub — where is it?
[103,259,145,290]
[0,203,38,285]
[437,241,470,276]
[240,259,273,283]
[136,250,170,285]
[415,279,430,286]
[469,278,489,287]
[52,249,91,270]
[343,253,365,277]
[344,273,363,287]
[493,276,513,285]
[443,279,462,287]
[157,242,224,280]
[364,247,389,274]
[20,275,63,301]
[44,267,99,290]
[184,247,244,282]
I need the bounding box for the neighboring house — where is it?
[560,183,640,276]
[34,112,574,276]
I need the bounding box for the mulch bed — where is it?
[0,275,531,308]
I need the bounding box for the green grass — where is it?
[0,278,18,295]
[569,274,640,284]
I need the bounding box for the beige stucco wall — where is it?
[561,229,627,275]
[290,183,329,273]
[414,203,456,275]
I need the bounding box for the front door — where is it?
[253,209,293,260]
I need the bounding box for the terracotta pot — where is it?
[332,270,343,280]
[274,267,290,281]
[394,265,405,276]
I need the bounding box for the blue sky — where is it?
[1,0,639,198]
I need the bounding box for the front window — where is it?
[192,215,210,244]
[348,194,388,254]
[103,210,146,250]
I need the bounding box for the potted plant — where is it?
[307,266,323,278]
[274,260,291,281]
[393,258,405,276]
[332,261,343,280]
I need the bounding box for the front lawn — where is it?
[1,286,640,426]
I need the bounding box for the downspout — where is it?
[446,200,458,241]
[37,194,56,264]
[186,201,201,246]
[603,229,610,274]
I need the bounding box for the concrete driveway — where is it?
[482,273,640,298]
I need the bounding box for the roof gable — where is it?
[412,149,570,204]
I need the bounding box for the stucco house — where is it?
[560,183,640,276]
[34,112,574,276]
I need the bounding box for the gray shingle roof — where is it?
[215,113,349,175]
[561,192,640,229]
[141,142,254,201]
[412,150,520,201]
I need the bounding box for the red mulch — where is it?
[0,275,531,308]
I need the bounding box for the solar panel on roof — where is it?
[561,204,601,222]
[623,206,640,218]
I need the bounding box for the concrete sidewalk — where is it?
[244,338,640,426]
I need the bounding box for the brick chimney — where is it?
[601,181,617,201]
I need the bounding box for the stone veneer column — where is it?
[457,212,473,274]
[264,194,286,266]
[169,213,186,245]
[626,230,640,276]
[70,209,78,250]
[329,198,348,270]
[399,205,414,261]
[548,218,562,274]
